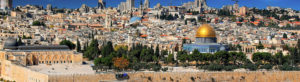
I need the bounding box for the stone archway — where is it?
[52,55,60,64]
[32,55,38,65]
[45,55,52,64]
[26,54,33,65]
[60,55,66,63]
[67,55,72,63]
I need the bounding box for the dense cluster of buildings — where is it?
[0,0,298,81]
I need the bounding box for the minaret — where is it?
[128,30,131,44]
[128,30,132,50]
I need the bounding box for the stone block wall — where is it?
[48,71,300,82]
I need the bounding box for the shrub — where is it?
[32,21,45,26]
[224,65,239,71]
[150,64,161,71]
[182,63,189,67]
[191,77,195,81]
[207,64,223,71]
[131,62,142,71]
[279,64,300,71]
[259,64,273,70]
[242,63,258,71]
[162,67,168,72]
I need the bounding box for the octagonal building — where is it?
[183,24,227,53]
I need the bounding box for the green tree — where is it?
[273,52,289,65]
[17,37,23,46]
[283,33,288,39]
[177,53,189,62]
[250,16,255,22]
[189,49,200,61]
[229,52,247,65]
[167,54,175,64]
[215,51,230,65]
[101,41,114,57]
[155,44,160,57]
[252,52,272,64]
[166,14,174,20]
[22,35,32,39]
[59,40,76,50]
[289,47,300,65]
[76,39,81,52]
[32,21,45,26]
[256,41,264,49]
[297,39,300,49]
[174,14,179,19]
[99,55,114,67]
[84,39,100,60]
[94,58,102,66]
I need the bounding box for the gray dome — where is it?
[3,38,18,49]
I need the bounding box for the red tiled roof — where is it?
[183,37,190,40]
[140,35,148,37]
[185,13,193,15]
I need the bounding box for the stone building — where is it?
[0,38,84,82]
[183,24,228,53]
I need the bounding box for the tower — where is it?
[127,0,135,10]
[105,11,111,32]
[8,0,11,9]
[195,0,207,8]
[144,0,149,9]
[195,0,208,13]
[105,11,108,29]
[232,0,239,12]
[46,4,52,11]
[79,4,88,13]
[98,0,106,9]
[139,0,143,16]
[0,0,12,10]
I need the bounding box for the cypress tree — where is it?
[76,39,81,52]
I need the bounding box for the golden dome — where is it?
[195,24,216,38]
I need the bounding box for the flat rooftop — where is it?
[27,64,95,75]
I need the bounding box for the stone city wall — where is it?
[1,60,48,82]
[48,71,300,82]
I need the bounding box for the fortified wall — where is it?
[0,60,48,82]
[48,71,300,82]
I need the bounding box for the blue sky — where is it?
[13,0,300,10]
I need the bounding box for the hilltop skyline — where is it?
[13,0,300,10]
